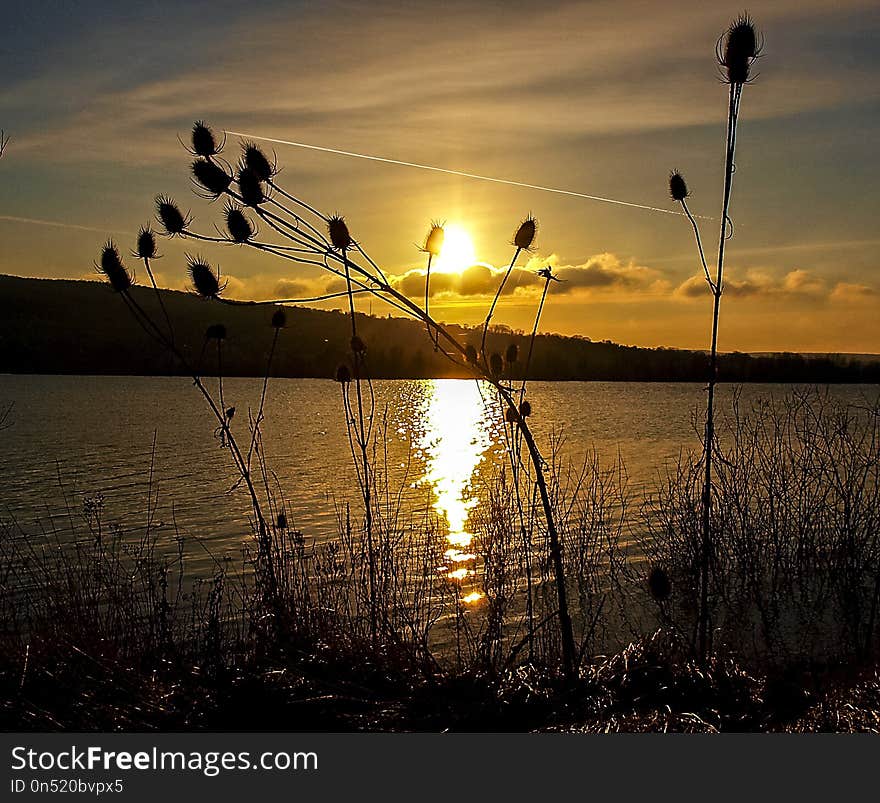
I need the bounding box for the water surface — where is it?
[1,375,875,579]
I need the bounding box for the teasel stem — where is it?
[699,80,743,662]
[141,256,176,346]
[247,325,279,472]
[511,270,553,656]
[216,338,225,419]
[341,243,378,644]
[481,247,522,362]
[680,200,715,293]
[424,252,436,347]
[117,289,279,604]
[520,273,551,404]
[267,180,393,284]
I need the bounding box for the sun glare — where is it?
[434,224,476,274]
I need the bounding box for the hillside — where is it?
[1,274,878,382]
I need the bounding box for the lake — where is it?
[1,375,876,579]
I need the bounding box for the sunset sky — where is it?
[1,0,878,353]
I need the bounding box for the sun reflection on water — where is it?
[418,380,494,603]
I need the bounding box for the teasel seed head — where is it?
[335,364,351,384]
[668,171,689,202]
[155,195,191,236]
[489,352,504,376]
[192,158,232,199]
[513,215,538,251]
[191,120,224,157]
[205,323,227,341]
[718,13,762,84]
[351,335,366,354]
[505,343,519,364]
[242,141,276,182]
[187,255,226,299]
[422,221,445,257]
[465,344,478,364]
[97,240,134,292]
[236,167,266,207]
[519,400,532,418]
[271,309,286,329]
[276,512,288,530]
[505,407,520,424]
[328,215,352,251]
[134,226,158,260]
[224,201,255,244]
[648,566,672,602]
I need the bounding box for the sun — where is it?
[434,224,476,274]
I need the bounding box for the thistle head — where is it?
[96,240,134,292]
[422,222,445,257]
[134,226,158,260]
[191,120,224,157]
[192,158,232,199]
[335,364,351,384]
[489,352,504,376]
[718,13,762,84]
[155,195,190,236]
[187,255,225,299]
[205,323,227,341]
[648,566,672,602]
[465,344,478,364]
[668,171,689,202]
[513,216,538,251]
[271,309,286,329]
[519,400,532,418]
[242,141,276,182]
[505,343,518,364]
[328,215,352,251]
[351,335,366,354]
[224,201,255,244]
[236,167,266,207]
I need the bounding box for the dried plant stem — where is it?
[699,82,743,660]
[142,256,175,345]
[424,252,435,346]
[679,200,715,293]
[247,325,279,472]
[119,290,278,602]
[342,245,378,643]
[481,247,522,360]
[514,272,552,657]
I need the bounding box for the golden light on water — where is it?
[419,379,492,600]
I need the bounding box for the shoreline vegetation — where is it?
[1,274,878,382]
[2,388,879,732]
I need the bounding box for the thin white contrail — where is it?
[225,130,700,219]
[0,214,129,236]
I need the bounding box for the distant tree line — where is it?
[1,275,878,383]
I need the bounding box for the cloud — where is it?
[830,281,876,302]
[675,268,828,299]
[8,0,879,167]
[781,268,825,295]
[675,268,879,304]
[390,252,666,300]
[220,274,327,301]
